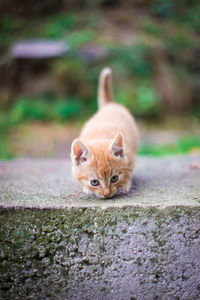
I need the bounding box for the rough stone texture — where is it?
[0,156,200,300]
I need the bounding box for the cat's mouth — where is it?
[102,195,114,199]
[96,193,116,199]
[96,188,126,199]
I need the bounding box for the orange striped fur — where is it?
[71,68,139,198]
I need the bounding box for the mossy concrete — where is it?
[0,156,200,299]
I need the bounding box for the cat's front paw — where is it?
[121,187,129,194]
[83,187,93,195]
[120,182,131,194]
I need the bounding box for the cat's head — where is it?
[71,134,132,198]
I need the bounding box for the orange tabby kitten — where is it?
[71,68,139,198]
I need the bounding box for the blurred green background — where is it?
[0,0,200,159]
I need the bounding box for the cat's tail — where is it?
[98,67,114,109]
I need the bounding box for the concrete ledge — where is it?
[0,156,200,208]
[0,156,200,299]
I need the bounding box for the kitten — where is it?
[71,68,139,198]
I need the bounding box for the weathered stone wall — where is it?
[0,206,200,300]
[0,156,200,299]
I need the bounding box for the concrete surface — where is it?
[0,156,200,208]
[0,156,200,299]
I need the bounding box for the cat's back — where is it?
[79,68,139,151]
[80,103,138,146]
[89,102,135,128]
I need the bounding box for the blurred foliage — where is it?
[139,136,200,156]
[115,80,160,117]
[134,82,160,117]
[110,45,152,77]
[152,0,176,18]
[0,97,84,159]
[41,13,78,38]
[10,98,83,122]
[1,0,200,159]
[165,32,194,54]
[152,0,200,28]
[176,3,200,33]
[40,13,95,48]
[0,16,21,45]
[0,3,199,119]
[0,16,20,33]
[51,57,96,99]
[0,113,16,159]
[193,99,200,118]
[66,29,95,49]
[141,19,163,36]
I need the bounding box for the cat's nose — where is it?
[103,189,111,198]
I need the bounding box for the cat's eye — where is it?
[111,175,119,183]
[90,179,100,186]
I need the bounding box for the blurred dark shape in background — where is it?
[0,0,200,159]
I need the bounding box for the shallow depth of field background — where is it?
[0,0,200,159]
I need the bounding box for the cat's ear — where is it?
[71,139,90,166]
[110,133,124,158]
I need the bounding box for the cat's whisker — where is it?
[63,191,84,199]
[79,193,96,200]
